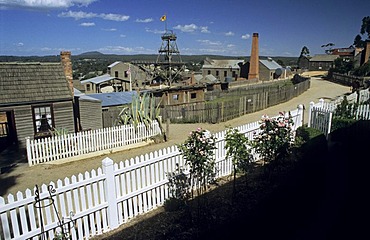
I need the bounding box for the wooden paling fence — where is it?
[0,106,304,240]
[26,121,161,166]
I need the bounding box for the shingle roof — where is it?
[0,62,73,107]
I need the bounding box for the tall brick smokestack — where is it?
[60,51,73,97]
[248,33,259,80]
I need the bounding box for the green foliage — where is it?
[165,164,191,211]
[331,118,358,132]
[333,58,354,74]
[49,127,69,136]
[294,126,327,161]
[333,96,358,119]
[116,92,163,131]
[252,112,294,165]
[177,128,216,196]
[225,127,253,175]
[352,61,370,77]
[225,127,254,193]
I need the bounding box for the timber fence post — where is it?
[296,104,304,129]
[102,157,119,230]
[308,101,315,127]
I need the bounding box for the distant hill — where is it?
[0,52,298,67]
[78,51,105,56]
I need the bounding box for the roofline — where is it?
[0,98,73,108]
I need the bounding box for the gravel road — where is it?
[0,75,350,197]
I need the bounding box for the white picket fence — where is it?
[308,89,370,137]
[26,121,162,166]
[0,106,304,240]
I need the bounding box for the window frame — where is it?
[32,104,55,136]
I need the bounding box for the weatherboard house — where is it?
[0,52,75,149]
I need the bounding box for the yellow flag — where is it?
[160,15,166,21]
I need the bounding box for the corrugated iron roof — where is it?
[107,61,121,68]
[259,59,282,70]
[80,74,116,84]
[0,62,73,106]
[87,91,137,107]
[202,59,243,69]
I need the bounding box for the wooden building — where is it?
[0,61,75,149]
[309,54,339,71]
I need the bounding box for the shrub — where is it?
[177,128,216,197]
[225,127,254,191]
[252,112,294,166]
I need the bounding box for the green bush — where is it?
[295,126,327,159]
[331,118,357,132]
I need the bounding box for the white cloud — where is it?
[80,22,95,27]
[135,18,153,23]
[58,10,129,22]
[197,39,222,46]
[0,0,97,9]
[120,34,126,38]
[98,46,155,54]
[145,28,165,34]
[58,11,96,20]
[173,24,198,32]
[241,34,251,40]
[102,28,117,31]
[100,13,129,21]
[227,44,236,48]
[200,26,210,33]
[14,42,24,47]
[225,31,235,36]
[199,48,226,54]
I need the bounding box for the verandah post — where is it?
[102,157,119,230]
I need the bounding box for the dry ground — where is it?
[0,73,350,197]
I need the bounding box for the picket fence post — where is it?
[296,104,304,129]
[308,101,315,127]
[102,157,119,230]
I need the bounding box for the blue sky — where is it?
[0,0,369,57]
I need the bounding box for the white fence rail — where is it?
[26,121,162,166]
[1,106,304,240]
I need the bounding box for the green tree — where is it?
[333,58,354,74]
[321,43,335,54]
[297,46,310,68]
[360,16,370,39]
[353,16,370,48]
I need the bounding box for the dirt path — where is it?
[0,76,350,197]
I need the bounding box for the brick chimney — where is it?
[248,33,259,81]
[60,51,73,96]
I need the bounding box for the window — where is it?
[224,71,227,77]
[173,94,179,100]
[207,70,211,75]
[232,71,236,77]
[86,84,91,91]
[124,71,128,78]
[190,93,197,99]
[115,71,119,78]
[216,70,219,76]
[33,105,54,135]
